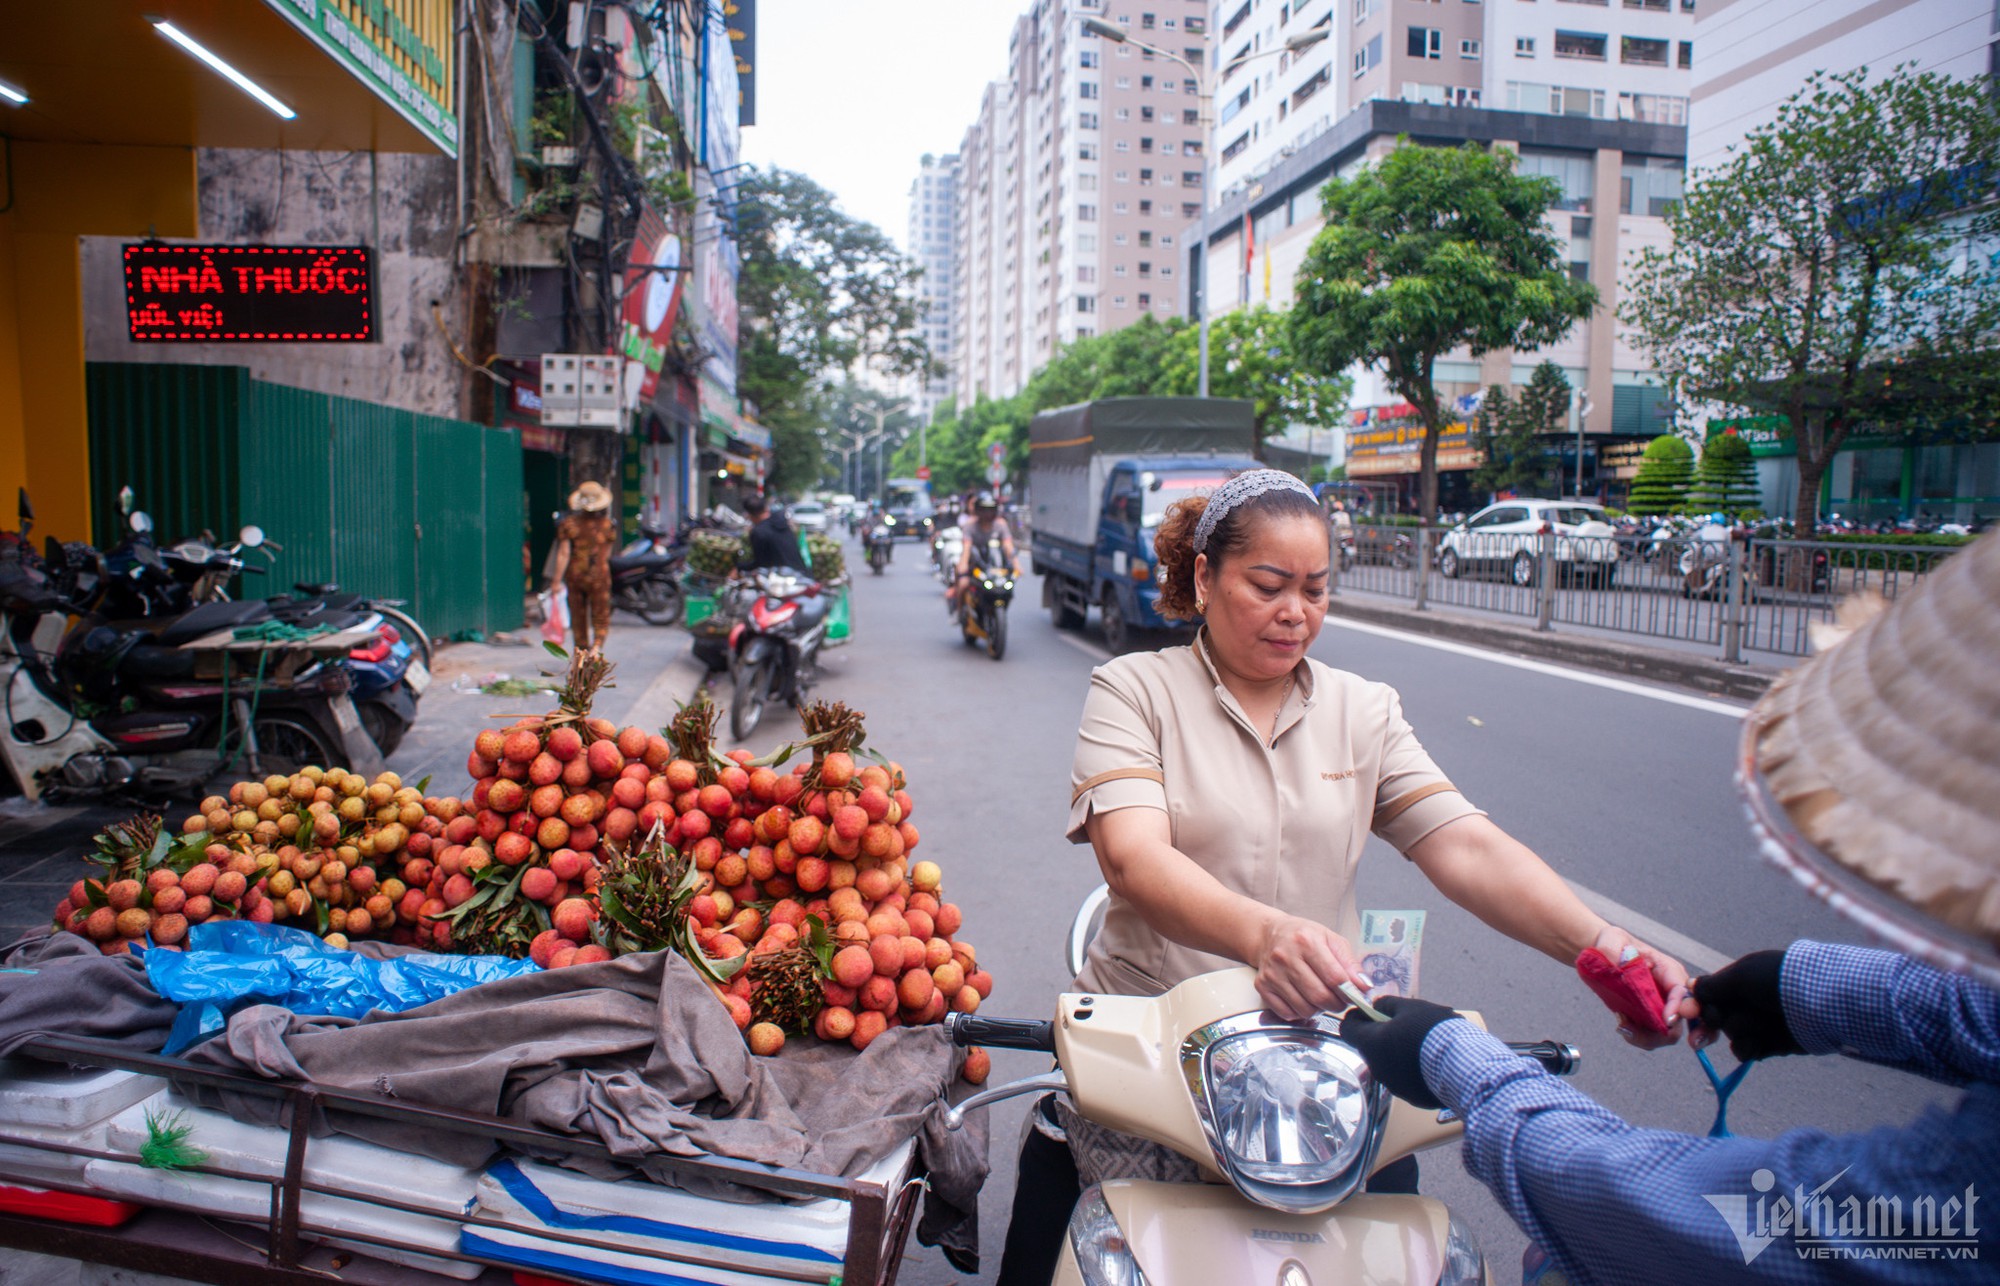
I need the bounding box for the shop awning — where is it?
[2,1,457,156]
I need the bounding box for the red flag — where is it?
[1244,211,1254,271]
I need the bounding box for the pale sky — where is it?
[739,0,1032,252]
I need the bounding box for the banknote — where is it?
[1358,909,1426,1000]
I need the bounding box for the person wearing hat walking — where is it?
[548,481,616,652]
[1342,532,2000,1282]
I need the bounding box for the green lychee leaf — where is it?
[415,774,433,794]
[803,914,836,978]
[543,640,569,660]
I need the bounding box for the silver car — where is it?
[789,501,827,532]
[1437,500,1619,588]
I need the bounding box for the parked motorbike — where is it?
[609,520,687,625]
[955,541,1014,662]
[1,504,375,801]
[942,891,1580,1285]
[932,524,965,585]
[727,568,832,739]
[866,520,894,575]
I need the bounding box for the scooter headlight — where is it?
[1067,1184,1147,1286]
[1440,1211,1487,1286]
[1183,1013,1388,1212]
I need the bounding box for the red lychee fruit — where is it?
[502,729,541,764]
[474,729,507,761]
[859,975,899,1015]
[832,944,875,989]
[586,740,625,780]
[610,777,646,811]
[521,866,558,904]
[616,725,648,760]
[819,752,856,788]
[529,753,563,787]
[851,1010,888,1051]
[961,1048,991,1084]
[552,897,596,941]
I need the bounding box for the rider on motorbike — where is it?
[739,494,813,577]
[947,493,1017,608]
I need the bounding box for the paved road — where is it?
[811,542,1951,1284]
[0,543,1956,1283]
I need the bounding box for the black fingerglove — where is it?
[1692,949,1801,1061]
[1340,995,1461,1110]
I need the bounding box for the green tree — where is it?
[735,167,933,493]
[1621,67,2000,534]
[1472,361,1571,497]
[1625,434,1695,516]
[1160,307,1349,457]
[814,379,918,499]
[1290,143,1597,519]
[1683,431,1763,516]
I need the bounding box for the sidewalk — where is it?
[1326,591,1779,702]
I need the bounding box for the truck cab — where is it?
[1026,395,1261,653]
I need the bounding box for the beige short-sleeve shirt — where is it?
[1068,632,1482,996]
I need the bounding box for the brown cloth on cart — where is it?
[0,932,179,1056]
[176,946,990,1270]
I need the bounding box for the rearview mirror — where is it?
[239,525,264,548]
[130,511,154,535]
[17,487,32,525]
[118,485,134,515]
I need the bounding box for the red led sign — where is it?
[123,244,376,343]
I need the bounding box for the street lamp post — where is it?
[1082,18,1327,398]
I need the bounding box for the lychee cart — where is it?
[0,1033,928,1285]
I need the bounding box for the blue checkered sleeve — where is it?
[1417,943,2000,1284]
[1781,941,2000,1085]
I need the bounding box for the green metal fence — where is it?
[87,363,523,640]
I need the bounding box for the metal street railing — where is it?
[1326,514,1959,663]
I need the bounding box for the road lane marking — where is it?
[1322,617,1753,718]
[1568,880,1730,974]
[1055,633,1114,663]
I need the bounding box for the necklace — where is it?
[1269,673,1295,747]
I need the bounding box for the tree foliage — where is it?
[886,395,1030,497]
[1472,361,1571,498]
[1684,431,1763,516]
[811,379,919,499]
[734,167,932,492]
[1625,435,1695,516]
[1290,143,1597,518]
[1620,67,2000,531]
[1159,307,1349,456]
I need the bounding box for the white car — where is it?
[789,500,827,532]
[1437,500,1619,587]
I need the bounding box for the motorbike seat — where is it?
[295,581,340,596]
[791,594,830,630]
[154,600,273,647]
[119,640,199,680]
[609,550,671,573]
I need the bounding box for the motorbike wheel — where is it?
[634,577,682,626]
[869,549,887,575]
[249,714,341,778]
[987,603,1007,661]
[373,604,433,670]
[357,700,410,757]
[731,657,771,740]
[1391,545,1412,571]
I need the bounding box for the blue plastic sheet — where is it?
[146,921,542,1053]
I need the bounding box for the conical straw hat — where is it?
[1739,530,2000,985]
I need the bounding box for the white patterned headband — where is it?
[1192,469,1317,553]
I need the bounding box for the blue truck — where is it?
[1027,397,1258,651]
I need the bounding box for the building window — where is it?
[1161,265,1174,276]
[1183,169,1203,186]
[1183,107,1201,125]
[1113,263,1128,276]
[1079,204,1098,220]
[1080,111,1100,129]
[1139,168,1154,184]
[1554,31,1607,60]
[1161,141,1176,154]
[1114,204,1129,216]
[1185,15,1205,32]
[1116,107,1131,120]
[1138,230,1153,246]
[1515,36,1534,56]
[1620,155,1684,215]
[1138,293,1152,307]
[1079,234,1097,251]
[1460,38,1481,59]
[1619,91,1687,124]
[1182,201,1201,217]
[1139,199,1153,214]
[1138,261,1152,276]
[1678,40,1692,68]
[1114,169,1129,181]
[1078,173,1098,191]
[1517,147,1594,210]
[1141,11,1156,27]
[1140,136,1154,152]
[1114,295,1128,307]
[1620,36,1669,66]
[1141,106,1155,121]
[1116,76,1131,89]
[1077,295,1095,312]
[1352,0,1378,20]
[1115,139,1131,151]
[1408,26,1443,59]
[1622,0,1669,8]
[1078,266,1096,282]
[1141,75,1154,89]
[1293,66,1331,106]
[1081,50,1099,67]
[1160,232,1173,245]
[1079,143,1098,159]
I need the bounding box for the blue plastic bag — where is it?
[146,921,542,1053]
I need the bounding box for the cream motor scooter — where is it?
[943,891,1579,1286]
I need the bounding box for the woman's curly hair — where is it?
[1153,486,1325,621]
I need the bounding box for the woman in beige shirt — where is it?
[998,472,1690,1283]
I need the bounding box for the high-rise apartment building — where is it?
[905,153,960,422]
[950,0,1214,406]
[1212,0,1696,204]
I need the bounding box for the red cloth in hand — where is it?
[1576,946,1670,1035]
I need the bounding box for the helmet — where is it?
[973,492,999,513]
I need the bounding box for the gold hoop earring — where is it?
[1195,597,1207,615]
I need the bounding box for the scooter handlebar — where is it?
[1505,1040,1581,1077]
[944,1013,1057,1053]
